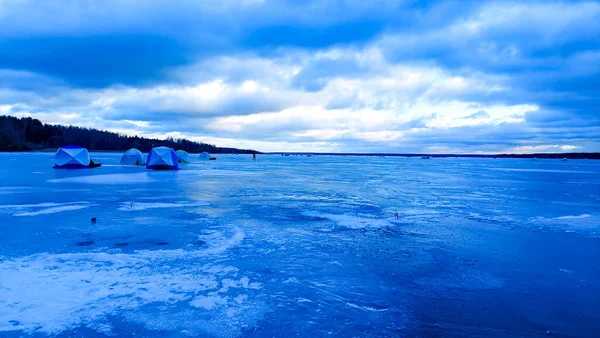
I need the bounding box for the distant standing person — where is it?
[253,153,256,161]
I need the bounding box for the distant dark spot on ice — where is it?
[76,240,94,246]
[114,242,129,247]
[157,242,169,246]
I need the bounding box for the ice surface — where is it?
[416,268,505,290]
[0,153,599,337]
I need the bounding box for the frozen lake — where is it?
[0,153,599,337]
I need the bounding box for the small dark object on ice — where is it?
[209,157,217,160]
[91,217,97,223]
[89,159,102,168]
[77,240,95,246]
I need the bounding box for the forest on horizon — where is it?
[0,115,258,154]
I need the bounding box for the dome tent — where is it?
[120,148,144,165]
[198,151,211,160]
[146,146,179,170]
[53,145,91,169]
[176,150,191,164]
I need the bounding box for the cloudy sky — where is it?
[1,0,599,153]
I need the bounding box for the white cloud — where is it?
[0,47,553,152]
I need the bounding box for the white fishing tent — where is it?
[120,148,144,165]
[146,146,179,170]
[199,151,211,160]
[53,145,90,169]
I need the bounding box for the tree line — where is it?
[0,115,258,154]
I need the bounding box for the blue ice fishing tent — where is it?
[198,151,211,160]
[53,145,91,169]
[146,146,179,170]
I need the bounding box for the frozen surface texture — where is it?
[0,153,599,337]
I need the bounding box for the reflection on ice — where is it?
[48,173,155,185]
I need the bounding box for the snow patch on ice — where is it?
[0,228,260,336]
[467,212,515,224]
[119,201,209,211]
[14,204,89,216]
[200,229,246,255]
[48,173,154,185]
[347,303,389,312]
[0,187,34,195]
[0,202,65,209]
[303,211,391,229]
[533,214,600,231]
[0,202,91,217]
[189,295,228,310]
[556,214,591,220]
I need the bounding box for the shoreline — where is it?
[268,152,600,160]
[1,150,597,159]
[0,149,257,154]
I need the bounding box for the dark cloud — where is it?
[0,35,191,88]
[0,0,432,87]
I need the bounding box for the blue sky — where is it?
[1,0,599,153]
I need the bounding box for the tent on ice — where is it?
[53,145,91,169]
[146,146,179,170]
[198,151,211,160]
[120,148,144,165]
[176,150,191,164]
